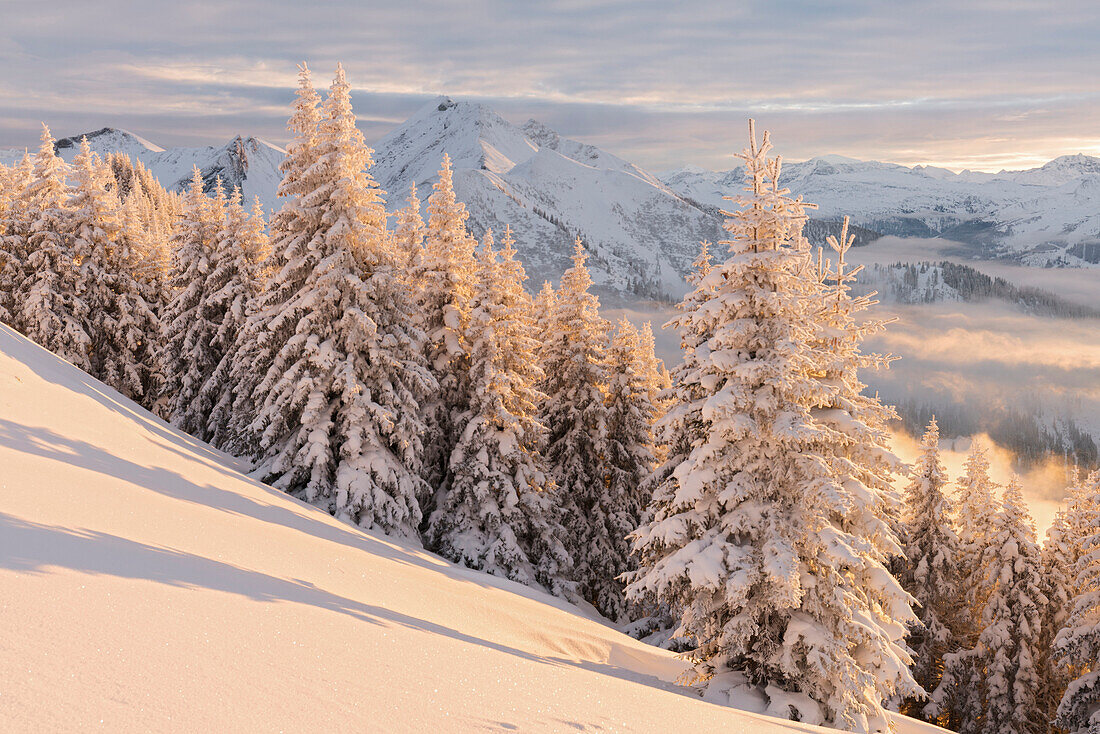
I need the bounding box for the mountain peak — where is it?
[54,127,164,154]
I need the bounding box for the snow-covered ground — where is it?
[0,324,943,732]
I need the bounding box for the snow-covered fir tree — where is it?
[120,177,173,315]
[897,418,963,724]
[595,318,656,621]
[971,476,1046,734]
[953,444,1002,635]
[426,228,571,594]
[625,239,717,647]
[245,64,433,539]
[636,320,670,411]
[222,62,323,457]
[1039,469,1094,727]
[418,153,478,504]
[1054,469,1100,733]
[161,169,226,432]
[532,280,556,366]
[68,137,161,403]
[16,125,90,368]
[540,238,611,608]
[627,123,917,732]
[0,154,34,326]
[930,442,1001,731]
[392,183,424,271]
[200,189,270,448]
[806,215,918,721]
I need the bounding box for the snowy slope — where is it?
[0,324,943,733]
[53,128,286,213]
[662,156,1100,264]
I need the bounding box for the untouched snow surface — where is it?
[0,325,944,733]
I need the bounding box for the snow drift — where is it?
[0,324,942,732]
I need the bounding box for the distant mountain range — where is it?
[4,97,1098,299]
[663,155,1100,266]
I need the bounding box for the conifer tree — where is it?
[392,183,425,270]
[806,216,917,723]
[625,239,717,645]
[16,125,89,367]
[635,320,670,411]
[246,64,433,539]
[972,477,1047,734]
[596,318,656,620]
[627,123,917,731]
[201,189,270,448]
[931,443,1001,730]
[953,444,1002,634]
[541,238,611,605]
[1039,469,1093,727]
[1054,470,1100,733]
[897,418,963,723]
[69,137,161,403]
[532,280,556,366]
[120,178,172,312]
[427,228,571,593]
[0,154,34,326]
[419,153,478,501]
[161,169,226,432]
[223,62,323,457]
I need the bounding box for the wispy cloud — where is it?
[2,1,1098,170]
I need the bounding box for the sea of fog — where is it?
[608,236,1100,533]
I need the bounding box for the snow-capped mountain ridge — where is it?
[51,128,286,212]
[662,154,1100,263]
[16,98,1100,296]
[371,97,721,298]
[55,127,165,154]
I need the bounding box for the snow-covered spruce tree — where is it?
[427,228,571,594]
[930,442,1001,731]
[16,125,90,368]
[418,153,478,504]
[625,239,718,647]
[1054,469,1100,733]
[953,443,1002,635]
[627,122,917,731]
[806,215,919,718]
[1040,469,1094,727]
[897,418,964,723]
[392,183,424,271]
[540,238,611,606]
[222,62,323,458]
[200,189,270,448]
[636,319,671,411]
[971,476,1047,734]
[594,318,657,621]
[120,177,172,314]
[247,64,434,539]
[0,154,34,326]
[69,137,161,403]
[161,169,226,432]
[532,280,556,365]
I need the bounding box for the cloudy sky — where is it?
[2,0,1097,172]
